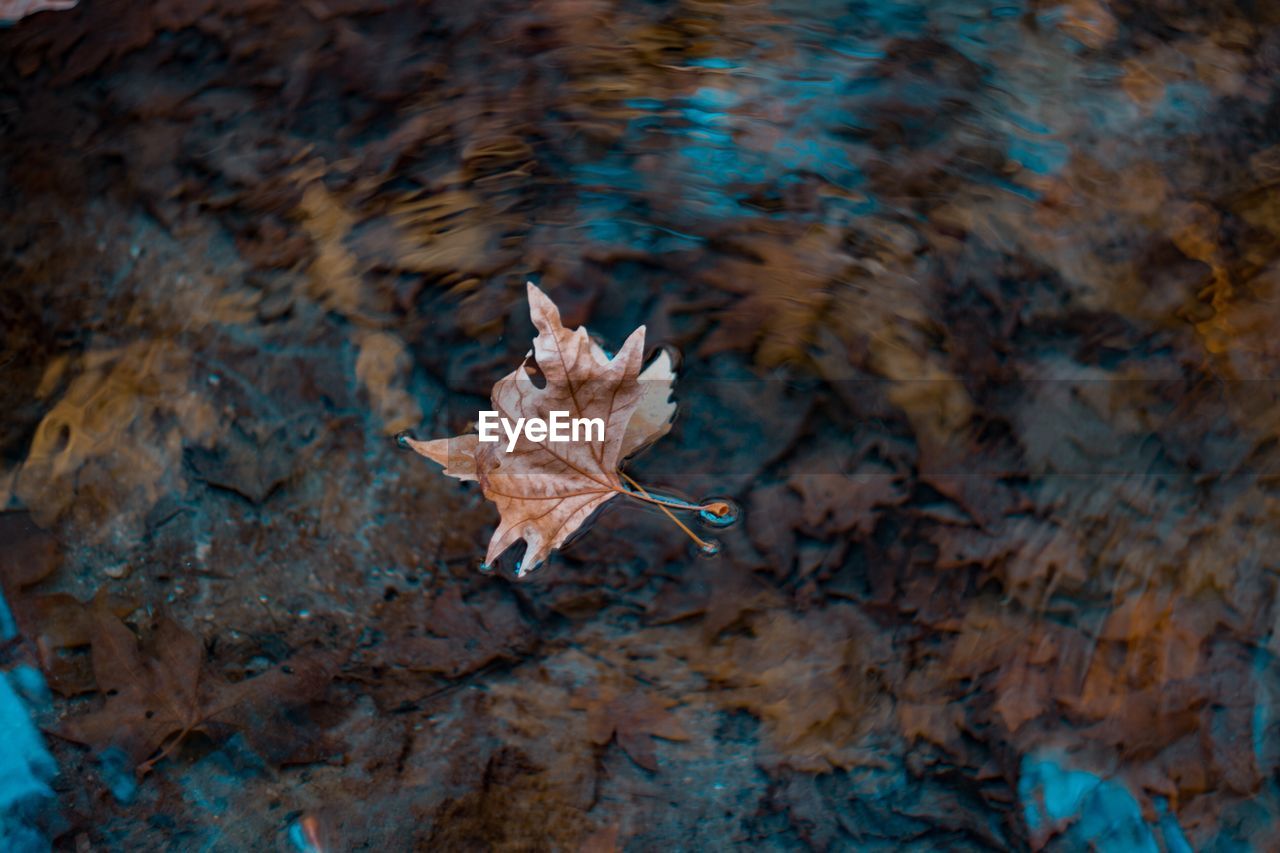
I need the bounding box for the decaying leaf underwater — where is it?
[403,283,732,575]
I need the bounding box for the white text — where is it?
[477,410,605,452]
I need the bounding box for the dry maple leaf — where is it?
[58,608,338,773]
[405,282,728,575]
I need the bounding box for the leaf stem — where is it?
[616,471,723,551]
[615,472,731,517]
[137,725,193,776]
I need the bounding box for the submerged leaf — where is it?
[57,608,338,772]
[571,687,690,771]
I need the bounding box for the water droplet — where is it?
[395,430,417,450]
[698,497,741,529]
[697,538,722,558]
[513,558,544,579]
[479,562,494,574]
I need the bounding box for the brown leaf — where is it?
[0,514,135,697]
[15,588,136,696]
[746,483,801,575]
[186,421,308,504]
[788,466,907,535]
[58,608,338,771]
[645,561,783,637]
[698,227,849,367]
[703,563,785,638]
[217,651,345,765]
[571,687,689,771]
[405,283,676,573]
[375,586,529,678]
[930,517,1085,607]
[0,511,60,592]
[992,667,1050,734]
[698,606,888,772]
[59,611,200,767]
[897,701,963,749]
